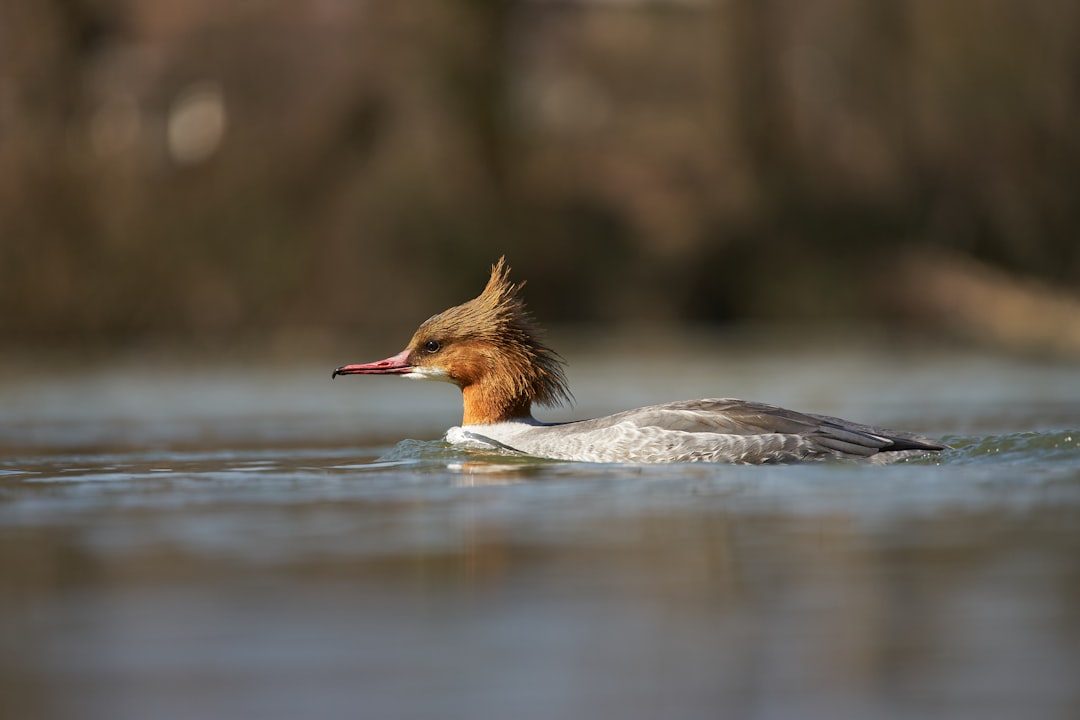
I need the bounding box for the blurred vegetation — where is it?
[1,0,1078,352]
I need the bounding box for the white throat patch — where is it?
[404,366,453,383]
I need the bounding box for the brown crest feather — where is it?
[408,257,571,424]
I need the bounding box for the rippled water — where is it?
[1,339,1078,720]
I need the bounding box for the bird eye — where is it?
[423,339,441,353]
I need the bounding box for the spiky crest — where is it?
[408,257,571,423]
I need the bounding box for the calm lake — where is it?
[2,334,1079,720]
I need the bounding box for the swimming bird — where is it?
[333,258,946,464]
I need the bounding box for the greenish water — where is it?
[1,340,1078,720]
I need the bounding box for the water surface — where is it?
[2,339,1078,720]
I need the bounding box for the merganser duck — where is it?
[333,258,946,464]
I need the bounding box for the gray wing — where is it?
[556,398,945,463]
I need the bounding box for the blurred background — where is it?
[4,6,1080,719]
[2,0,1079,357]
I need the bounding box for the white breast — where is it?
[445,419,801,464]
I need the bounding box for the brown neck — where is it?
[461,384,533,425]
